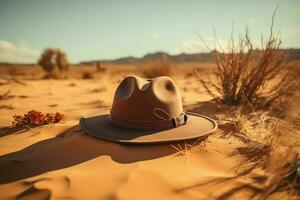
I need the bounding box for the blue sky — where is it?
[0,0,299,63]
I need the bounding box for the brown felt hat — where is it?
[80,75,218,143]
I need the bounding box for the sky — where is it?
[0,0,299,63]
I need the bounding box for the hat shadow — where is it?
[0,126,28,137]
[186,100,236,119]
[0,125,204,184]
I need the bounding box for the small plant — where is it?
[82,71,94,79]
[140,59,171,78]
[8,66,25,76]
[96,61,106,72]
[90,86,106,93]
[0,90,11,101]
[69,82,77,87]
[38,48,70,79]
[13,110,64,127]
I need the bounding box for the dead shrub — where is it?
[96,61,106,72]
[139,59,172,78]
[82,71,94,79]
[196,14,296,109]
[8,66,26,76]
[38,48,70,79]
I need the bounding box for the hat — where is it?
[80,75,217,143]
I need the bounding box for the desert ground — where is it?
[0,62,299,200]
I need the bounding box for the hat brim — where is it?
[80,108,218,144]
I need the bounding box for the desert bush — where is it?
[82,71,94,79]
[56,49,69,72]
[196,19,296,108]
[139,59,172,78]
[96,61,106,72]
[8,66,26,76]
[38,48,70,78]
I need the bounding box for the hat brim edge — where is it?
[79,109,218,144]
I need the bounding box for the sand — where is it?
[0,69,253,200]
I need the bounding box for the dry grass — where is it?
[0,90,11,101]
[196,13,296,109]
[7,66,26,76]
[227,110,300,199]
[171,135,208,164]
[260,148,300,199]
[139,59,172,78]
[90,86,107,93]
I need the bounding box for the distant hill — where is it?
[284,48,300,60]
[80,48,300,65]
[79,51,215,65]
[1,49,299,66]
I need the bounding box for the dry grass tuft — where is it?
[0,90,12,101]
[81,71,94,79]
[139,59,172,78]
[90,86,107,93]
[171,135,208,164]
[96,61,106,72]
[227,110,300,199]
[196,14,296,109]
[233,141,271,173]
[68,82,77,87]
[8,66,26,76]
[260,148,300,198]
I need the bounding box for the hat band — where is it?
[109,111,188,130]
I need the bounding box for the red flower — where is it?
[13,110,64,127]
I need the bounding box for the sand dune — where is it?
[0,71,256,200]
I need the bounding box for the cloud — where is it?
[172,28,300,55]
[171,37,227,54]
[0,40,40,63]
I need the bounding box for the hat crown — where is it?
[111,75,183,121]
